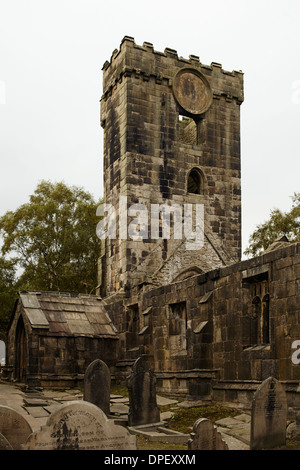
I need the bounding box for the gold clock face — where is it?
[172,68,212,115]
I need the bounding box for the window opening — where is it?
[168,302,187,351]
[126,304,139,350]
[250,296,260,345]
[188,168,202,195]
[179,115,197,145]
[178,111,204,146]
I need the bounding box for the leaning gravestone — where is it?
[188,418,228,450]
[21,400,136,450]
[84,359,111,415]
[0,405,33,450]
[250,376,288,450]
[127,357,160,426]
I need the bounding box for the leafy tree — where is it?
[0,181,101,297]
[244,192,300,258]
[0,257,17,332]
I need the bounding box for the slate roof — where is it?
[18,291,118,339]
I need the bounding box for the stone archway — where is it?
[172,266,203,282]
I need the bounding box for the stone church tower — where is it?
[99,36,244,297]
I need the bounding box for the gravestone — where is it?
[0,432,13,450]
[127,357,160,426]
[84,359,111,415]
[21,400,136,450]
[250,376,288,450]
[188,418,228,450]
[0,405,33,450]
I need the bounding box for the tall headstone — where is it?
[21,401,136,450]
[0,405,33,450]
[83,359,111,415]
[250,376,288,450]
[127,356,160,426]
[188,418,228,450]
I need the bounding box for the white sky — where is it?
[0,0,299,255]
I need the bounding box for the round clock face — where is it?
[172,68,212,115]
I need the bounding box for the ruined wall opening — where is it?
[178,114,204,146]
[242,293,271,349]
[251,296,261,345]
[179,115,197,145]
[187,168,203,195]
[125,304,139,351]
[242,270,270,348]
[168,302,187,352]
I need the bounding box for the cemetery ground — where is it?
[111,385,241,450]
[1,380,300,450]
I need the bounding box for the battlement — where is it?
[103,35,243,76]
[102,36,244,103]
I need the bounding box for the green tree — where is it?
[0,257,17,332]
[0,180,101,295]
[244,192,300,258]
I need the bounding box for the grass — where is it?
[111,385,129,397]
[136,402,240,450]
[166,402,240,434]
[285,439,300,449]
[111,385,242,450]
[139,398,241,450]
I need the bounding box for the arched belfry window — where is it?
[188,168,203,195]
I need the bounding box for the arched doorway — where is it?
[15,316,27,381]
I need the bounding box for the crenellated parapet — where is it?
[101,36,244,105]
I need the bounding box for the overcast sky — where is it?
[0,0,299,255]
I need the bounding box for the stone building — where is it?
[4,37,300,405]
[6,291,118,388]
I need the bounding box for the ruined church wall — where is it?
[136,242,300,392]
